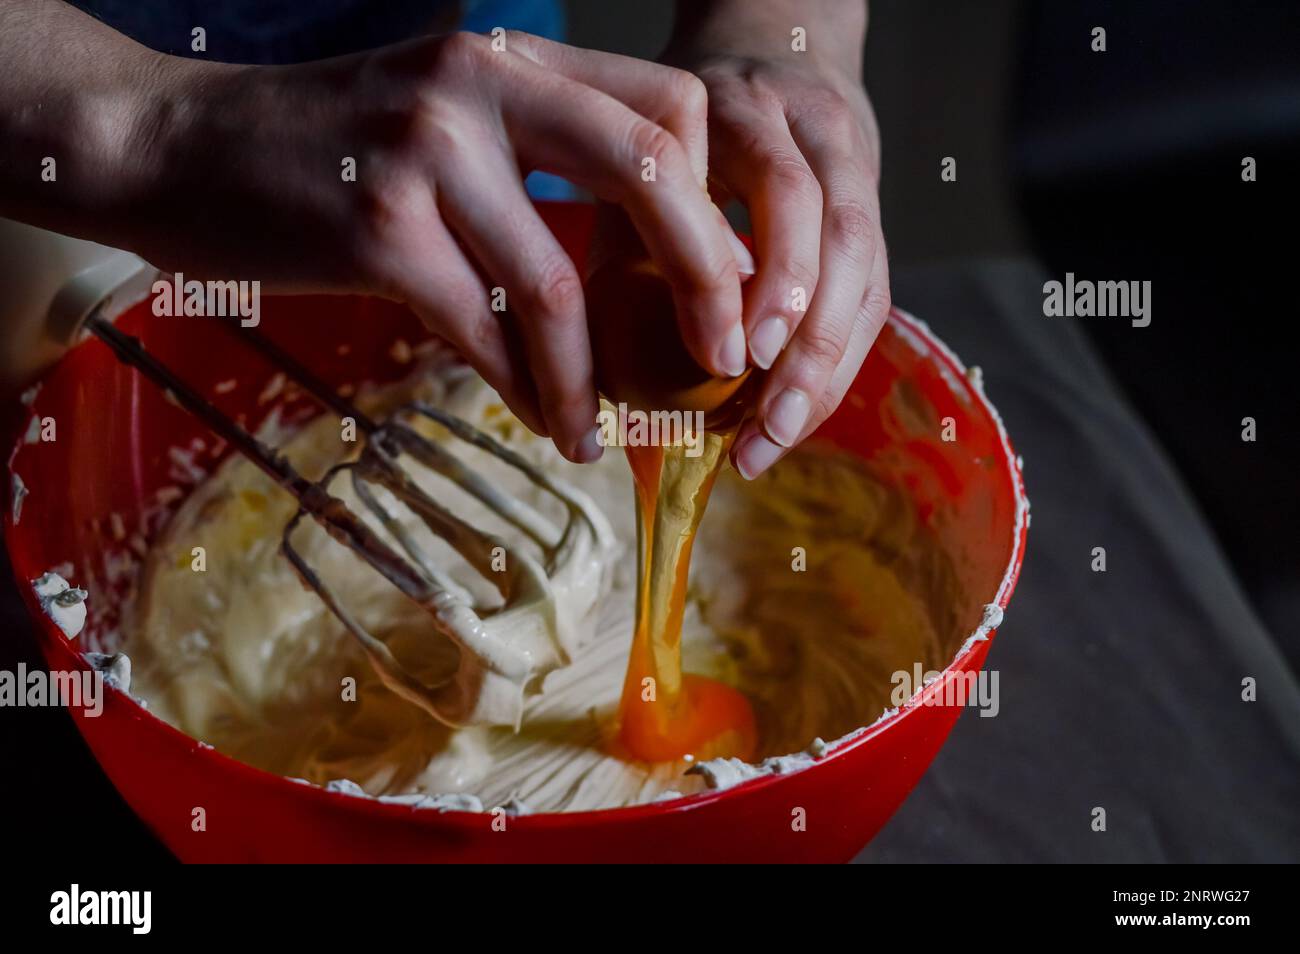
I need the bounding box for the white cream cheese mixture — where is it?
[124,366,964,812]
[34,571,88,639]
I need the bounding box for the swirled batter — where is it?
[126,367,962,812]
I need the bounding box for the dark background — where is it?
[2,0,1296,864]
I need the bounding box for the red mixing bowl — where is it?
[4,201,1027,862]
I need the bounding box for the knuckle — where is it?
[460,307,503,357]
[438,31,491,68]
[415,295,498,358]
[667,69,709,123]
[750,85,789,118]
[410,104,471,160]
[826,201,875,253]
[864,281,892,315]
[760,150,822,202]
[690,247,738,298]
[502,29,530,52]
[856,285,892,334]
[354,172,426,249]
[783,257,820,297]
[630,120,681,170]
[813,388,842,426]
[521,257,583,317]
[798,324,848,372]
[803,88,853,127]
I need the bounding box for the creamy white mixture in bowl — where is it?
[125,364,965,813]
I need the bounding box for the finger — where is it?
[798,250,893,444]
[818,272,891,430]
[498,59,746,378]
[707,97,823,369]
[439,149,601,463]
[733,119,883,479]
[732,266,890,481]
[502,31,711,183]
[379,213,547,437]
[587,199,751,283]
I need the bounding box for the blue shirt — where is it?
[69,0,573,198]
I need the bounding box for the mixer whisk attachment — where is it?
[282,401,617,728]
[80,307,616,729]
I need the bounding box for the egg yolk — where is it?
[616,437,757,764]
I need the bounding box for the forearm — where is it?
[668,0,867,76]
[0,0,219,247]
[0,1,318,390]
[0,0,358,286]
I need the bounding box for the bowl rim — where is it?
[6,304,1029,828]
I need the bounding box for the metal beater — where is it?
[78,305,616,730]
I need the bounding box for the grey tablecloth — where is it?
[856,260,1300,863]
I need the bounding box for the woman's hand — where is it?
[665,0,891,479]
[163,32,758,460]
[0,4,748,462]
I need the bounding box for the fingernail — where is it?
[574,426,604,463]
[727,229,755,277]
[765,388,811,447]
[715,205,755,277]
[749,316,789,370]
[735,432,784,480]
[719,323,748,377]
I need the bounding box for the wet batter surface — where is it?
[125,366,963,812]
